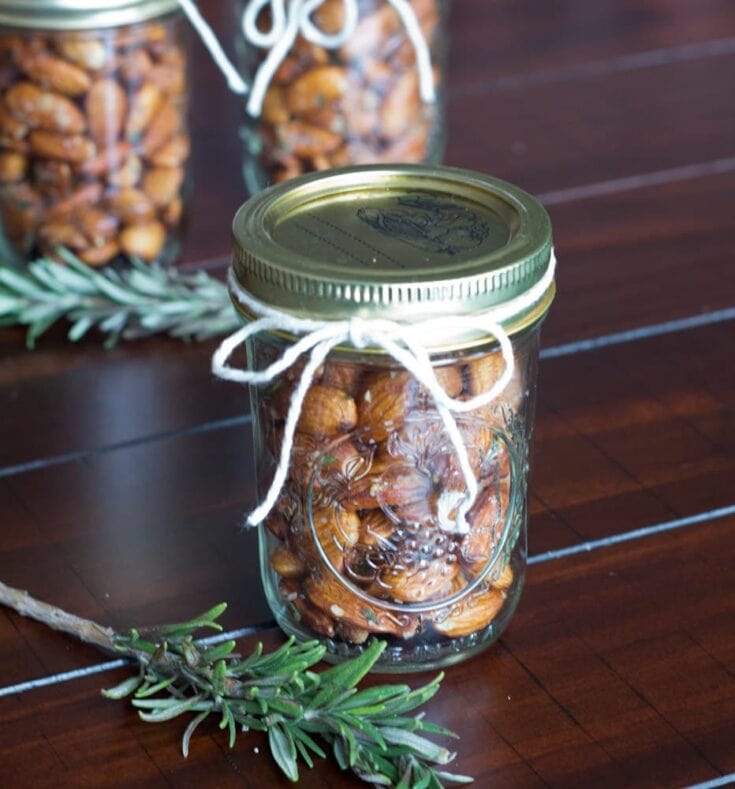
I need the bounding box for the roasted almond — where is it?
[312,0,347,34]
[29,130,96,163]
[78,239,120,267]
[162,196,183,227]
[119,220,166,261]
[18,53,91,96]
[119,49,153,84]
[460,481,508,577]
[382,563,461,604]
[296,506,360,571]
[106,187,156,224]
[79,208,118,245]
[370,462,432,509]
[339,5,402,60]
[280,579,335,639]
[56,39,107,71]
[270,545,305,579]
[0,182,41,250]
[466,351,523,409]
[377,123,431,164]
[78,141,132,177]
[107,153,143,189]
[148,62,186,97]
[46,181,103,221]
[261,86,290,125]
[140,100,179,157]
[0,151,27,182]
[359,509,396,548]
[6,82,86,134]
[286,66,349,116]
[320,360,363,396]
[494,563,514,591]
[125,82,163,139]
[32,160,72,196]
[142,166,183,208]
[86,78,127,145]
[357,371,420,443]
[273,56,305,86]
[304,569,417,639]
[265,509,289,541]
[276,121,342,158]
[150,134,189,168]
[0,100,29,142]
[380,70,420,139]
[334,622,370,645]
[297,385,357,437]
[38,220,88,251]
[433,586,505,638]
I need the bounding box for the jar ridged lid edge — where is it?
[232,164,555,343]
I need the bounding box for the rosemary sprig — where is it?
[0,581,471,788]
[0,250,239,348]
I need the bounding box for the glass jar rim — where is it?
[0,0,180,30]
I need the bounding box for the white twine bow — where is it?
[178,0,436,117]
[212,251,557,533]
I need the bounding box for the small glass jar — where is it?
[238,0,448,192]
[0,0,190,267]
[230,164,554,672]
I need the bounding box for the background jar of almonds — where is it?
[237,0,448,191]
[227,164,556,672]
[0,0,190,267]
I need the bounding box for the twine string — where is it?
[178,0,436,116]
[212,251,556,532]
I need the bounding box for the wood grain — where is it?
[0,0,733,785]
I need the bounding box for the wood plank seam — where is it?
[2,303,734,481]
[0,503,731,701]
[452,37,735,97]
[539,307,735,359]
[0,414,252,481]
[687,772,735,788]
[528,504,735,565]
[538,156,735,206]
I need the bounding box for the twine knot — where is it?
[212,252,556,532]
[348,317,371,349]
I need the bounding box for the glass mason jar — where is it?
[237,0,448,192]
[0,0,190,267]
[230,164,555,672]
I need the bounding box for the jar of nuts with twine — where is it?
[213,164,556,671]
[234,0,448,191]
[0,0,190,267]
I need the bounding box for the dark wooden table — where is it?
[1,1,734,786]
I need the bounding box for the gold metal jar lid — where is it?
[0,0,180,30]
[232,164,554,347]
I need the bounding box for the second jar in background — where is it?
[238,0,448,190]
[0,0,190,267]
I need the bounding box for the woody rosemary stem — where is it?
[0,580,117,653]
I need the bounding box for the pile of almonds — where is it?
[251,0,443,184]
[0,18,188,266]
[260,348,524,647]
